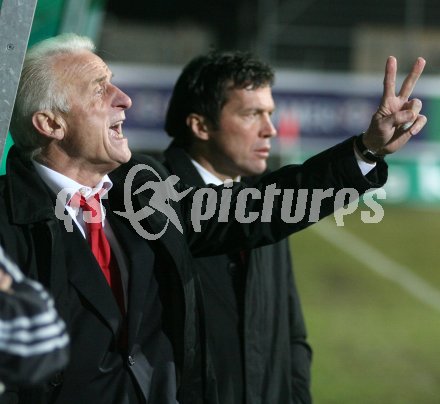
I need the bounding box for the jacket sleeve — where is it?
[0,246,69,386]
[112,137,387,257]
[181,137,388,256]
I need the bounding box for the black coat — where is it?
[0,139,386,403]
[163,143,312,404]
[0,148,201,404]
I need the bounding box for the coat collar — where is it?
[109,155,192,284]
[163,144,206,187]
[163,142,259,187]
[5,147,56,224]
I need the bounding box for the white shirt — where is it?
[354,150,376,176]
[32,162,112,238]
[32,161,129,304]
[191,158,240,186]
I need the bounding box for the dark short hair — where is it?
[164,50,274,146]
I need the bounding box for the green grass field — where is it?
[290,205,440,404]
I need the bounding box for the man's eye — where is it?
[96,85,106,96]
[245,111,258,118]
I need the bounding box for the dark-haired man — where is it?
[162,50,426,403]
[163,50,311,404]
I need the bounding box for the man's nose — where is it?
[112,85,132,110]
[262,114,277,138]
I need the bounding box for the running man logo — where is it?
[114,164,192,240]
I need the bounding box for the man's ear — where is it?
[32,111,66,140]
[186,113,210,141]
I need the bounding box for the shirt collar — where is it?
[190,158,241,185]
[32,160,113,206]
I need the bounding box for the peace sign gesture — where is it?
[363,56,427,155]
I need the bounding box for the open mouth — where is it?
[109,121,124,139]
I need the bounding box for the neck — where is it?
[34,153,107,187]
[187,144,236,182]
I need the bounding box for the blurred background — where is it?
[1,0,440,402]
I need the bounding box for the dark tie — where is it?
[79,192,125,315]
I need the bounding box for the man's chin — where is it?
[121,149,132,163]
[247,164,267,176]
[106,150,132,173]
[116,148,132,164]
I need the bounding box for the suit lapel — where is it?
[106,210,154,345]
[163,145,206,187]
[108,205,192,349]
[62,226,123,336]
[109,158,192,287]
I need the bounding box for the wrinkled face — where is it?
[205,86,277,179]
[54,51,132,173]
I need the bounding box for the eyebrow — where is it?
[243,106,275,113]
[92,72,114,85]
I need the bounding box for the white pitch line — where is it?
[312,220,440,313]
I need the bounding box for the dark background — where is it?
[105,0,440,71]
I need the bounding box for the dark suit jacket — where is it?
[163,143,312,404]
[0,139,386,403]
[0,148,194,404]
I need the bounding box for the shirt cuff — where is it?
[354,146,376,175]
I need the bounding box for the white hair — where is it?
[10,33,96,157]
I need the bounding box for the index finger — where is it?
[383,56,397,100]
[398,57,426,99]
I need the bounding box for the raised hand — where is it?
[363,56,427,155]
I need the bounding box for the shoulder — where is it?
[130,152,161,166]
